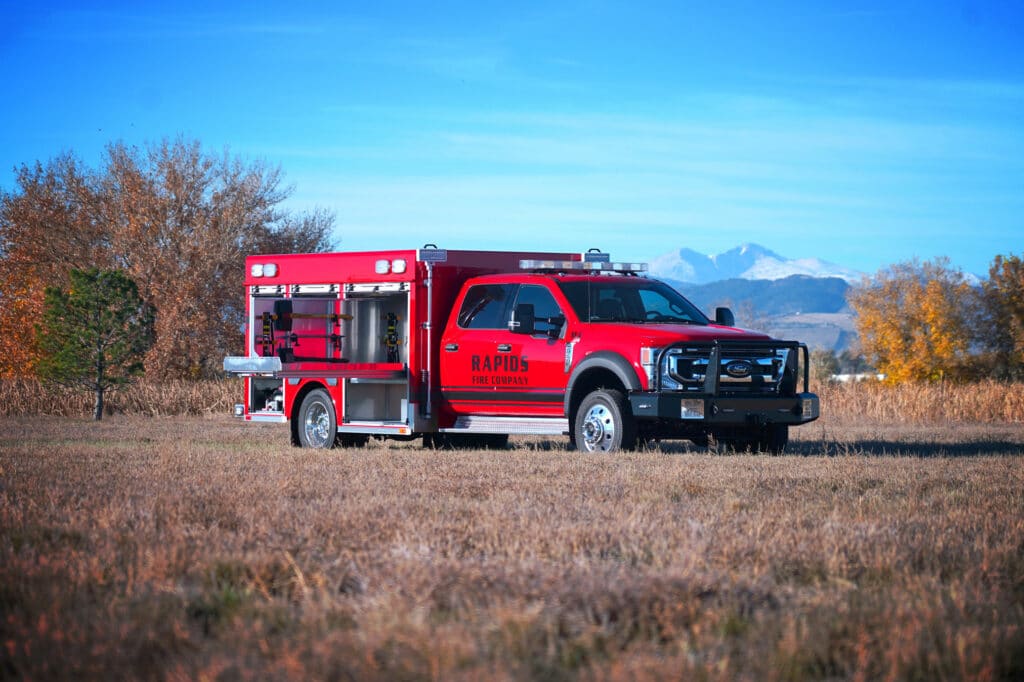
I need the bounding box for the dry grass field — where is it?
[2,382,1023,680]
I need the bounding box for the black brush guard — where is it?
[628,340,819,426]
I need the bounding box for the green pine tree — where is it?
[36,269,154,420]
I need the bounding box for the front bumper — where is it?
[629,391,820,425]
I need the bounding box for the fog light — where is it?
[680,399,704,419]
[802,397,815,417]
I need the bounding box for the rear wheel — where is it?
[297,389,337,449]
[574,389,636,453]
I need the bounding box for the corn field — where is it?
[2,378,1023,425]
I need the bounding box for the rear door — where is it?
[441,281,567,416]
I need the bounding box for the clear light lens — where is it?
[680,399,705,419]
[263,263,277,277]
[391,259,407,274]
[375,259,390,274]
[519,259,647,272]
[251,264,264,277]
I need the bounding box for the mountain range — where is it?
[647,243,864,285]
[646,244,861,351]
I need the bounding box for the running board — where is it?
[442,416,569,436]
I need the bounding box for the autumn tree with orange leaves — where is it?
[848,258,975,383]
[0,137,333,379]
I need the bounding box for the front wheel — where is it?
[573,389,637,453]
[297,389,337,449]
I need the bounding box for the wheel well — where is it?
[289,382,329,446]
[567,368,627,422]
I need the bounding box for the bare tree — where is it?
[0,137,335,379]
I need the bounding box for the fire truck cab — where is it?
[224,247,819,453]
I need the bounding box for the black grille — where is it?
[658,341,807,396]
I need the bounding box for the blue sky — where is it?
[1,1,1022,277]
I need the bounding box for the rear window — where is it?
[457,284,516,329]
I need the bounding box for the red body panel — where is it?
[238,250,577,427]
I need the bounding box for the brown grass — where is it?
[2,414,1023,680]
[0,379,236,417]
[818,379,1024,425]
[3,378,1024,425]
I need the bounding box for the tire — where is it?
[297,389,337,449]
[573,389,637,453]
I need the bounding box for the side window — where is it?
[457,284,515,329]
[593,287,627,321]
[515,285,565,334]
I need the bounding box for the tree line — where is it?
[3,138,1022,410]
[0,137,333,382]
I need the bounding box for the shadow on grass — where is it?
[635,438,1023,458]
[783,439,1024,458]
[511,436,1024,458]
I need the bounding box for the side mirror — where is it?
[715,307,735,327]
[510,303,535,335]
[545,315,566,339]
[273,299,293,332]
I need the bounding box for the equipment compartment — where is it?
[249,377,285,414]
[342,283,409,365]
[343,379,407,422]
[251,293,347,363]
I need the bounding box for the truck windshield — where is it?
[557,279,710,325]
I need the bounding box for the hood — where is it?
[584,322,773,346]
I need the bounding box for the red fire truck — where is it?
[223,246,819,452]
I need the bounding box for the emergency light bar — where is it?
[519,260,648,274]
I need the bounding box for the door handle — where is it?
[444,343,458,352]
[497,343,512,352]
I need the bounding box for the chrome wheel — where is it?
[581,403,616,452]
[303,400,331,448]
[574,389,635,453]
[298,389,336,449]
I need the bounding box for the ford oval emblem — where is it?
[724,360,754,378]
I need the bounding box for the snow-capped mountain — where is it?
[648,243,864,284]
